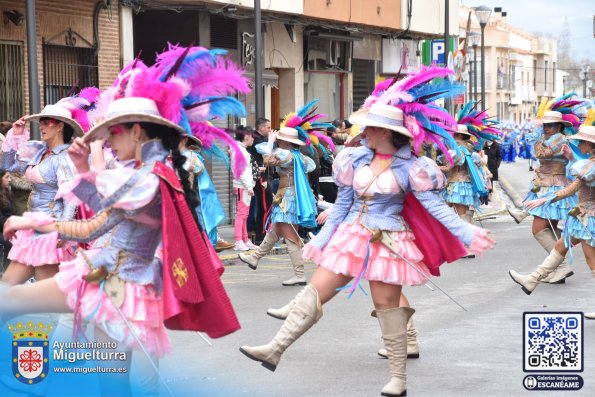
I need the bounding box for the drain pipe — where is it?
[25,0,40,139]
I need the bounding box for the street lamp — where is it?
[469,32,481,102]
[475,5,492,110]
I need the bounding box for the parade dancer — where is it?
[438,101,500,258]
[509,118,595,319]
[0,89,99,284]
[0,45,244,395]
[239,101,325,286]
[508,95,582,284]
[239,66,495,397]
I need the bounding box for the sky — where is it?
[460,0,594,60]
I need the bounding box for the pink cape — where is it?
[153,162,240,338]
[402,193,466,276]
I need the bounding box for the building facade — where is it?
[459,6,563,124]
[0,0,120,121]
[2,0,459,223]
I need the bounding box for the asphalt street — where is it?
[159,157,595,397]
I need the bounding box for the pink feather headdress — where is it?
[358,65,465,163]
[55,87,101,133]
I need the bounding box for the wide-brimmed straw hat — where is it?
[26,105,84,137]
[542,111,572,127]
[276,127,305,146]
[456,124,472,136]
[348,103,412,138]
[85,97,186,142]
[184,134,203,148]
[567,125,595,144]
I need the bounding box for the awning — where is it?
[244,69,279,88]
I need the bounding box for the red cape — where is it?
[402,193,467,276]
[153,162,240,338]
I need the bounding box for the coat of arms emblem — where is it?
[8,321,54,385]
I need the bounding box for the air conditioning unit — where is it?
[326,40,339,66]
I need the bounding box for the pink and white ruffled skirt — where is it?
[8,229,75,267]
[303,221,431,286]
[54,250,171,357]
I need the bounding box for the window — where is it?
[544,60,548,91]
[42,29,98,105]
[553,61,556,93]
[533,60,537,88]
[0,41,24,120]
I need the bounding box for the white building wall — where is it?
[404,0,459,36]
[205,0,303,14]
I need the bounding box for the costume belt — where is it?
[273,173,294,205]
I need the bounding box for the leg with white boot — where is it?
[532,219,573,284]
[509,237,569,295]
[375,293,419,360]
[454,204,475,259]
[240,268,350,371]
[370,281,411,397]
[238,230,279,270]
[282,239,307,286]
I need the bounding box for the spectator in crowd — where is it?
[247,117,274,244]
[331,119,350,148]
[0,120,32,216]
[484,139,502,184]
[232,126,258,251]
[0,170,14,269]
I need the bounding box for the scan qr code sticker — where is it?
[523,312,583,372]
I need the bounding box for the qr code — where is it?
[523,312,583,372]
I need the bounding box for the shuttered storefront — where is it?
[208,14,238,224]
[352,59,376,111]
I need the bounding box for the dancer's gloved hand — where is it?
[11,117,26,135]
[68,137,91,174]
[524,197,548,210]
[561,144,574,161]
[316,208,331,225]
[3,216,34,240]
[468,225,496,255]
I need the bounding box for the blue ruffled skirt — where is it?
[564,215,595,247]
[525,185,578,220]
[443,181,480,207]
[269,187,298,224]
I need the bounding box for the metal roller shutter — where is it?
[352,59,376,111]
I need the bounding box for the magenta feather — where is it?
[309,130,336,151]
[283,114,302,128]
[191,122,247,178]
[562,114,580,129]
[189,58,250,97]
[130,70,187,123]
[398,65,454,92]
[78,87,100,106]
[69,108,91,132]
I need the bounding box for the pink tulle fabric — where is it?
[303,222,431,286]
[8,212,76,267]
[2,128,29,152]
[54,250,171,357]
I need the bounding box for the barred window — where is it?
[0,41,24,121]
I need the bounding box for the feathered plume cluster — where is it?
[359,65,465,163]
[457,100,502,147]
[582,108,595,128]
[281,99,335,154]
[537,92,583,134]
[93,44,251,177]
[55,87,101,133]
